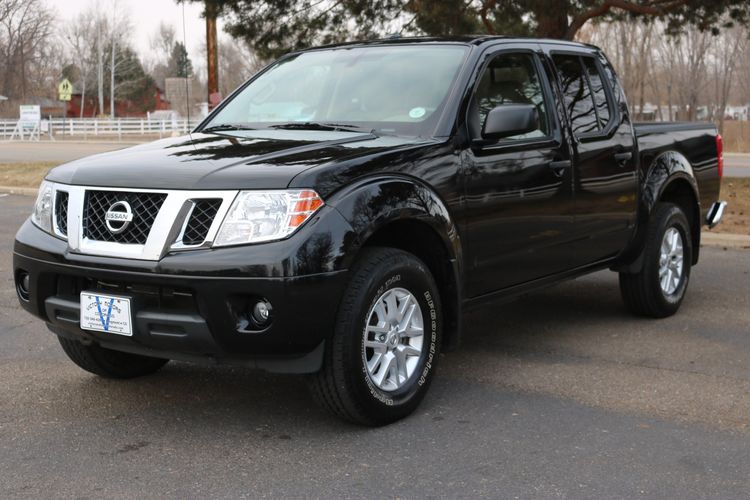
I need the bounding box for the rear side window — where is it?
[552,54,613,136]
[583,57,610,129]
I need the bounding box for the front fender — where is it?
[326,175,462,272]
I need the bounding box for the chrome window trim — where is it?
[59,184,238,261]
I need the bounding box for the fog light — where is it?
[251,300,272,326]
[17,271,30,300]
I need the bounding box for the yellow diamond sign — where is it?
[58,78,73,101]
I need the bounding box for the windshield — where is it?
[203,45,469,136]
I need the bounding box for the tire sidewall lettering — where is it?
[358,268,440,407]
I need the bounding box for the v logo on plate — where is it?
[95,296,115,331]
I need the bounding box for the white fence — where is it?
[0,118,204,140]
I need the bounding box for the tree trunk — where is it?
[80,77,86,119]
[206,1,219,109]
[534,6,570,39]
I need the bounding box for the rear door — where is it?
[461,45,576,297]
[545,48,638,266]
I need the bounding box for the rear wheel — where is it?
[308,247,442,426]
[619,202,692,318]
[58,337,169,378]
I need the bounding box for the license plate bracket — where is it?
[80,292,133,336]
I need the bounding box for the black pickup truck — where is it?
[14,37,726,425]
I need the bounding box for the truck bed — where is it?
[634,121,721,219]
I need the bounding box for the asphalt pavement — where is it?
[725,154,750,178]
[1,194,750,498]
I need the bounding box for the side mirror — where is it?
[481,104,538,140]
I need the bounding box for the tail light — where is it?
[716,134,724,180]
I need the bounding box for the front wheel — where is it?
[619,202,692,318]
[309,247,442,426]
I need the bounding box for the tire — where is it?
[308,247,442,426]
[619,202,692,318]
[58,337,169,378]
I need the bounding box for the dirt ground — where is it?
[710,177,750,235]
[722,121,750,153]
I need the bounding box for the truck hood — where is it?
[46,130,429,191]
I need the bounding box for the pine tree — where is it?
[181,0,750,60]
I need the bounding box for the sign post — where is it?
[58,78,73,139]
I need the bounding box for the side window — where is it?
[552,54,598,135]
[552,54,614,135]
[470,53,549,140]
[583,57,611,129]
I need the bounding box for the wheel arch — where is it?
[328,176,463,351]
[616,150,702,272]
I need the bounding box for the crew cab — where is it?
[13,37,726,425]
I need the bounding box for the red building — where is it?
[66,86,170,118]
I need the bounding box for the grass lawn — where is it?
[0,162,57,188]
[1,162,748,236]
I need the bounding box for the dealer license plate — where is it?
[80,292,133,336]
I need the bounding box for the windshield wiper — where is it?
[201,123,257,133]
[268,122,373,134]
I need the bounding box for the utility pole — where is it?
[205,0,220,110]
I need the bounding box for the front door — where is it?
[462,49,575,297]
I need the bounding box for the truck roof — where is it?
[304,35,599,52]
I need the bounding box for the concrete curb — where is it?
[702,232,750,249]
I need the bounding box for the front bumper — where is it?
[13,218,352,374]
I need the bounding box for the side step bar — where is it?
[706,201,727,229]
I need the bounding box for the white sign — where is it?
[80,292,133,336]
[19,105,41,123]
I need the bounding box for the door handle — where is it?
[548,160,571,177]
[614,152,632,165]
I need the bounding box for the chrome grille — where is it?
[55,191,69,236]
[182,199,222,246]
[83,190,167,244]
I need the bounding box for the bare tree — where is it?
[584,19,657,118]
[63,10,97,118]
[708,26,749,133]
[107,0,131,118]
[0,0,55,103]
[146,22,176,88]
[150,22,175,61]
[217,37,261,97]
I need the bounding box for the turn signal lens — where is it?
[214,189,324,246]
[289,190,324,229]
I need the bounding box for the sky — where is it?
[49,0,222,70]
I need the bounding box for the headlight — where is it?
[214,189,324,246]
[31,180,54,234]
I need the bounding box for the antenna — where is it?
[181,1,192,137]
